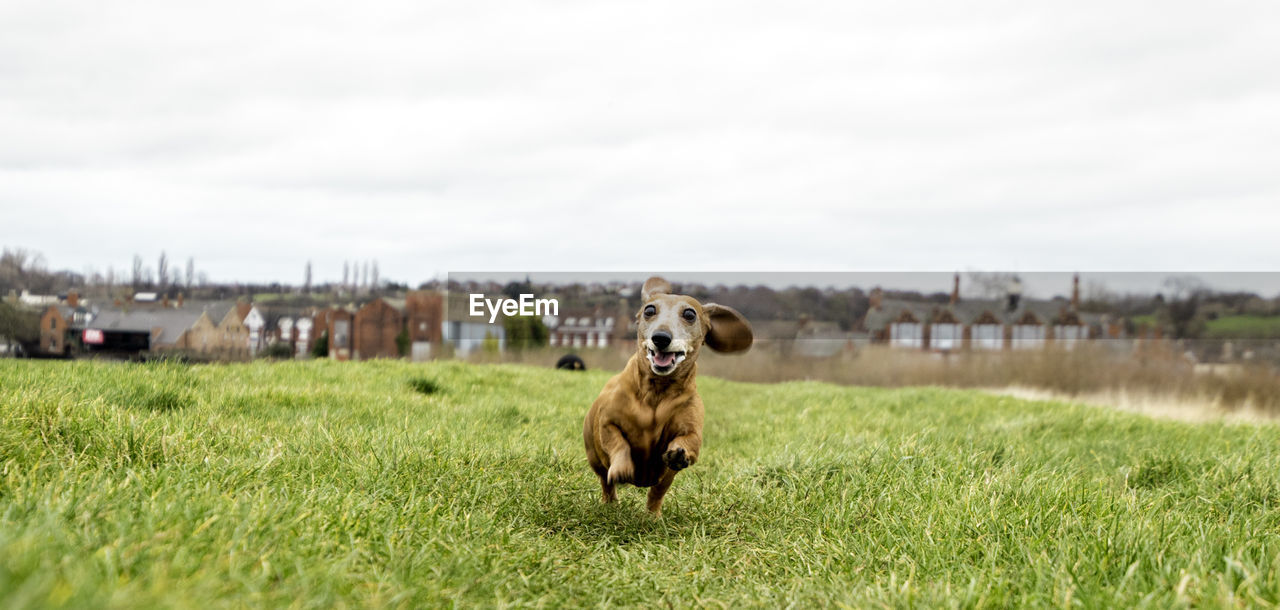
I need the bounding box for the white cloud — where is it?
[1,0,1278,286]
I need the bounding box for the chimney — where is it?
[950,273,959,306]
[1006,276,1023,312]
[178,292,185,308]
[67,291,79,307]
[870,287,883,311]
[1071,274,1080,311]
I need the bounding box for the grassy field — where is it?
[4,360,1280,607]
[472,345,1280,414]
[1207,315,1280,340]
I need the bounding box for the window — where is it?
[333,320,349,347]
[973,324,1002,350]
[932,323,961,350]
[890,322,923,348]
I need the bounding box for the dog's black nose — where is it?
[651,331,672,350]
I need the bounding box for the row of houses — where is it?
[306,292,445,360]
[33,290,515,361]
[40,294,257,359]
[547,309,622,348]
[27,275,1124,361]
[860,275,1116,352]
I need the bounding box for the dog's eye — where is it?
[643,305,656,318]
[682,308,696,322]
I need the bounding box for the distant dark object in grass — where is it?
[555,354,586,371]
[408,377,441,395]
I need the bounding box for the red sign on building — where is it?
[83,328,104,345]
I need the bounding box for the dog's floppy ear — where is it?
[703,303,753,353]
[641,276,672,301]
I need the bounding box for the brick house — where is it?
[37,292,88,357]
[215,305,251,359]
[354,298,407,360]
[38,306,73,356]
[173,309,222,355]
[273,292,441,361]
[311,307,333,356]
[315,306,356,360]
[172,303,250,359]
[404,291,443,361]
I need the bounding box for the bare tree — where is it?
[1161,275,1209,339]
[157,251,169,290]
[0,248,39,292]
[185,257,195,291]
[132,255,143,291]
[371,261,379,291]
[1163,275,1207,301]
[965,271,1019,299]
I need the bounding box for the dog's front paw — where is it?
[607,459,633,484]
[663,447,691,471]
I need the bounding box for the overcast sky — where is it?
[2,0,1278,292]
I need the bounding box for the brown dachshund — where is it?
[582,277,753,515]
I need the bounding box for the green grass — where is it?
[4,360,1280,607]
[1130,314,1159,328]
[1206,314,1280,340]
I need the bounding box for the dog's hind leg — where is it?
[595,469,617,504]
[646,470,677,515]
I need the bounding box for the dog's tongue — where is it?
[652,351,676,367]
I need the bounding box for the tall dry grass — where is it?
[466,341,1280,415]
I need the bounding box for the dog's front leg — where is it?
[663,431,701,472]
[600,423,634,485]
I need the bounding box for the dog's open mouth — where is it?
[646,348,686,375]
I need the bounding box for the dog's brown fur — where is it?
[583,277,752,515]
